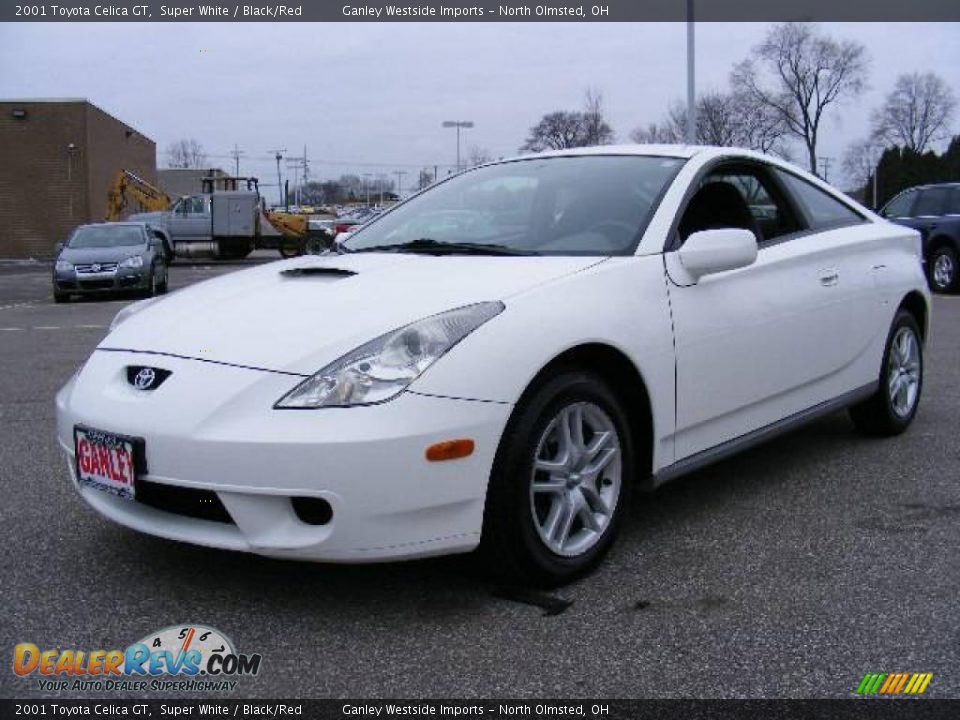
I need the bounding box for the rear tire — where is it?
[480,369,632,587]
[927,245,958,294]
[849,310,923,436]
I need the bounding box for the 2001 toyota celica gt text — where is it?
[57,146,929,585]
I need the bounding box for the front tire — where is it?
[849,310,923,436]
[480,370,632,587]
[927,245,958,294]
[157,264,169,294]
[144,268,158,298]
[278,239,304,259]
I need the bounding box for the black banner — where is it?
[2,700,960,720]
[2,0,960,23]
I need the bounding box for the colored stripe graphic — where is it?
[857,672,933,695]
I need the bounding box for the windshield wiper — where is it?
[349,238,536,256]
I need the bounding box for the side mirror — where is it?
[54,242,64,254]
[679,228,758,281]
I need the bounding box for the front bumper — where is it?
[54,268,147,294]
[56,350,512,561]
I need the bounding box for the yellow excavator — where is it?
[105,170,172,221]
[103,170,332,259]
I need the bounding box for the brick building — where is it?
[0,99,156,259]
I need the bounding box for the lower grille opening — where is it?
[291,496,333,526]
[79,279,114,290]
[136,480,233,524]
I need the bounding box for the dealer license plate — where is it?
[74,426,142,500]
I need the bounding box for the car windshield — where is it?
[68,226,144,248]
[343,155,685,256]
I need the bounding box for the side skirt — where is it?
[650,382,878,488]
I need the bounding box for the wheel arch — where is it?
[153,229,174,260]
[898,291,929,341]
[513,342,656,485]
[927,233,958,254]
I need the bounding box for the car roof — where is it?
[896,182,960,192]
[498,144,786,162]
[76,222,149,229]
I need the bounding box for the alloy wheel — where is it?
[529,401,622,557]
[887,326,921,418]
[933,253,955,290]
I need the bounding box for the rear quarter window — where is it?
[774,169,866,230]
[914,187,949,217]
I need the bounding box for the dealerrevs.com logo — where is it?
[13,624,262,692]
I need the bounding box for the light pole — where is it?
[362,173,373,207]
[442,120,474,173]
[270,149,286,207]
[686,0,696,145]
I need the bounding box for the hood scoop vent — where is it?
[280,267,356,279]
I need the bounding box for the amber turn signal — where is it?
[425,439,475,462]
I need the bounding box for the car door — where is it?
[664,161,873,461]
[167,195,212,242]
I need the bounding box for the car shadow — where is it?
[90,409,874,618]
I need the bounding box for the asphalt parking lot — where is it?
[0,254,957,700]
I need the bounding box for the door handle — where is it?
[819,269,839,286]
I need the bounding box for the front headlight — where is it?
[120,255,143,269]
[55,260,74,272]
[275,302,504,409]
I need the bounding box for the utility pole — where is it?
[394,170,406,199]
[818,156,833,182]
[229,144,245,176]
[686,0,696,145]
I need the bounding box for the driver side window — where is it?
[678,165,799,246]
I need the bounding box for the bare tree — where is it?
[582,88,615,146]
[731,22,869,174]
[521,87,615,153]
[842,138,880,192]
[520,111,589,153]
[165,138,208,169]
[467,146,494,167]
[417,168,435,189]
[871,72,957,153]
[732,91,790,156]
[629,91,787,155]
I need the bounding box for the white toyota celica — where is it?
[56,146,929,585]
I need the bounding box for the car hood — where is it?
[100,253,604,375]
[60,246,145,263]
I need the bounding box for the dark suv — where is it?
[881,182,960,293]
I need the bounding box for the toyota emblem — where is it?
[91,263,101,272]
[133,368,156,390]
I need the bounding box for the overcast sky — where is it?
[1,22,957,199]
